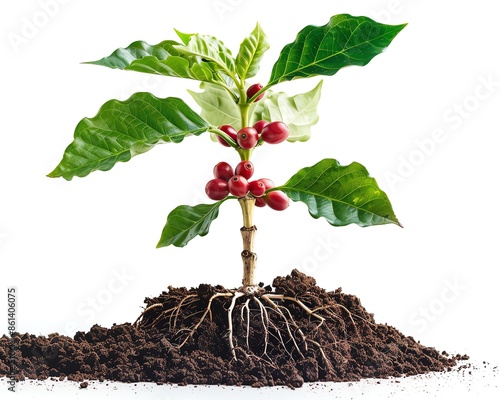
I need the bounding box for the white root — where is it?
[135,287,357,372]
[261,294,304,359]
[178,292,234,348]
[241,298,251,349]
[133,303,163,326]
[266,294,326,328]
[228,292,244,359]
[172,294,197,329]
[253,297,270,357]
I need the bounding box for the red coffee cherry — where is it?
[228,175,249,197]
[258,178,275,190]
[205,179,229,200]
[248,180,266,197]
[237,127,259,149]
[261,121,289,144]
[246,83,264,102]
[255,197,267,207]
[217,125,238,147]
[235,161,254,180]
[253,120,268,134]
[265,191,289,211]
[213,161,234,181]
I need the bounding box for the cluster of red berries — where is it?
[205,83,290,211]
[216,84,289,149]
[216,120,289,149]
[205,160,289,211]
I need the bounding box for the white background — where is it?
[1,0,499,397]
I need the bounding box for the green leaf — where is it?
[174,29,194,46]
[275,159,401,227]
[157,201,226,248]
[252,80,322,142]
[84,40,176,69]
[188,82,241,130]
[84,40,217,83]
[174,34,236,79]
[236,23,270,81]
[268,14,407,86]
[48,93,209,180]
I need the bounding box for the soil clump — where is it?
[0,270,466,388]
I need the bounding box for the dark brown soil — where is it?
[0,270,466,388]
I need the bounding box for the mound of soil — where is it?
[0,270,466,388]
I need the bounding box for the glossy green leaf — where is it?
[236,23,270,80]
[268,14,406,86]
[48,93,209,180]
[252,80,322,142]
[174,29,194,46]
[84,40,217,83]
[275,158,401,227]
[174,33,236,79]
[188,82,241,130]
[84,40,177,69]
[157,201,226,248]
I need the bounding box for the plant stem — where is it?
[236,93,254,161]
[237,148,253,162]
[237,82,251,127]
[239,103,251,128]
[236,84,258,287]
[208,127,238,148]
[238,196,257,287]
